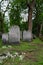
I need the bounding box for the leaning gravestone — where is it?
[8,25,20,44]
[23,30,33,42]
[2,33,8,44]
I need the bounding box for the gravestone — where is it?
[8,25,20,44]
[23,30,33,42]
[2,33,8,44]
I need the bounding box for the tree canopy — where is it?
[0,0,43,37]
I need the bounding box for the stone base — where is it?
[8,41,20,45]
[23,39,32,42]
[2,39,8,45]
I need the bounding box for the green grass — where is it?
[0,38,43,65]
[32,38,43,44]
[0,38,3,47]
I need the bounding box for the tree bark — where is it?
[39,24,43,37]
[28,7,32,32]
[27,0,35,32]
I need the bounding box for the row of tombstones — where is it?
[2,25,33,44]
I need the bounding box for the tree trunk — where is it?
[27,0,35,32]
[39,24,43,37]
[28,7,32,32]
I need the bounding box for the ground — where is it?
[0,38,43,65]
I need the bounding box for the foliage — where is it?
[0,0,43,37]
[9,0,22,26]
[33,0,43,36]
[0,12,4,33]
[3,22,9,33]
[20,22,28,31]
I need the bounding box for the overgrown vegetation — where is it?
[0,38,43,65]
[0,0,43,65]
[0,0,43,38]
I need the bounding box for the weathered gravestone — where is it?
[23,30,33,42]
[8,25,20,44]
[2,33,8,44]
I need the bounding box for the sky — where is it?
[0,0,1,2]
[1,0,9,22]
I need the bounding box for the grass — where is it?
[0,38,3,47]
[32,38,43,44]
[0,38,43,65]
